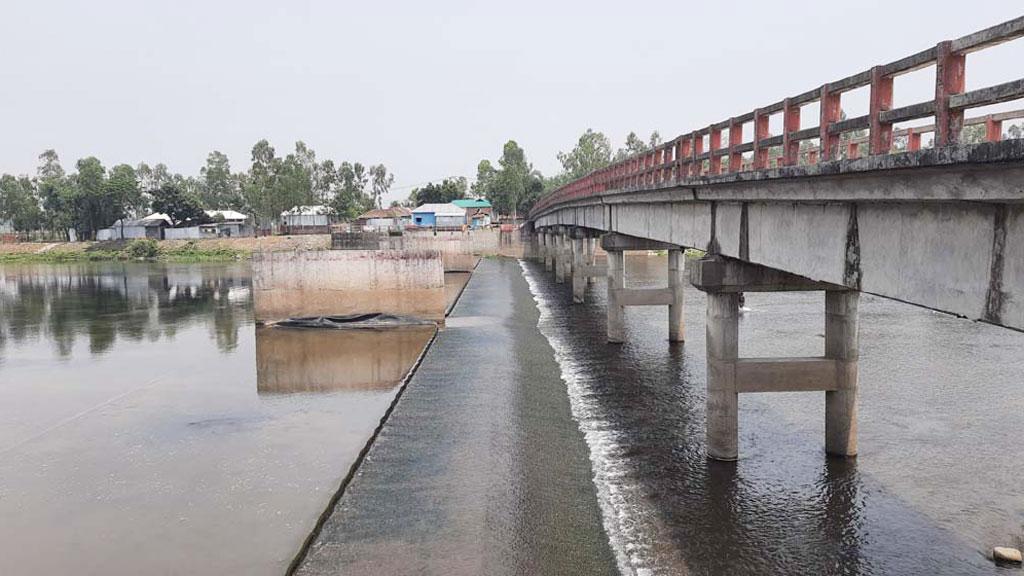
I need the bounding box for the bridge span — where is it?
[526,17,1024,461]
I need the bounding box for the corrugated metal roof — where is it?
[451,198,491,209]
[206,210,248,221]
[281,205,329,216]
[412,203,465,216]
[358,207,412,219]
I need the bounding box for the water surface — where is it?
[522,254,1024,575]
[0,262,432,575]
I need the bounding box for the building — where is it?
[356,206,412,231]
[281,205,330,234]
[97,213,171,241]
[412,203,467,229]
[205,210,253,237]
[451,198,493,228]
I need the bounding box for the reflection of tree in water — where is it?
[0,263,251,359]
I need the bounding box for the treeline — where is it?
[0,140,394,239]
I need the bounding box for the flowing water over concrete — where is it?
[521,254,1024,575]
[295,258,618,575]
[0,262,433,575]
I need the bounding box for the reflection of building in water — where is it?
[255,325,435,394]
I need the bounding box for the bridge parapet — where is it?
[531,17,1024,216]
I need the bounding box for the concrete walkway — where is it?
[294,258,618,576]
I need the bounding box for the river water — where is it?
[1,258,1022,575]
[521,254,1024,575]
[0,262,438,575]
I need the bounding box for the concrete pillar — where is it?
[706,292,739,461]
[607,250,625,343]
[554,234,566,283]
[825,291,859,457]
[560,234,573,283]
[668,249,685,342]
[545,233,556,272]
[572,237,586,303]
[586,237,597,286]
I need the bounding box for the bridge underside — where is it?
[532,145,1024,331]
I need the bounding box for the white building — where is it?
[281,205,330,233]
[411,203,467,229]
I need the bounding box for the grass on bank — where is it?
[0,239,249,264]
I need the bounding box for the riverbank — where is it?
[0,235,332,263]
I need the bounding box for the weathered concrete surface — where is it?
[294,259,618,576]
[533,150,1024,330]
[252,249,445,322]
[255,325,435,393]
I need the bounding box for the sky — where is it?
[1,1,1021,204]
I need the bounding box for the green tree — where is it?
[199,151,241,209]
[0,174,41,237]
[36,150,73,237]
[70,156,126,239]
[151,182,208,226]
[329,161,372,219]
[410,177,467,205]
[557,129,611,179]
[473,140,544,218]
[369,164,394,209]
[106,164,141,217]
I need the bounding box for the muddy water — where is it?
[0,262,433,575]
[522,254,1024,576]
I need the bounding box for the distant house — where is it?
[97,213,171,241]
[204,210,253,237]
[412,203,466,229]
[281,205,330,234]
[158,210,254,240]
[357,206,412,231]
[452,198,493,228]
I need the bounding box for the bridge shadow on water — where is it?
[522,256,1004,576]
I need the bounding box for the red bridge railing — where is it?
[532,17,1024,216]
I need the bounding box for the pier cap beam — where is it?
[689,256,846,293]
[601,232,680,252]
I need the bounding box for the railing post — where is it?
[819,83,842,161]
[728,118,743,172]
[690,131,703,177]
[709,125,722,175]
[985,115,1003,142]
[752,108,770,169]
[907,128,922,151]
[869,65,894,155]
[934,40,966,147]
[782,98,801,166]
[680,135,693,180]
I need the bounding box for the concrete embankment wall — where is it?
[402,228,531,269]
[252,249,446,322]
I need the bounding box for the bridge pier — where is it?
[691,256,858,461]
[602,233,685,343]
[540,231,554,272]
[572,234,586,304]
[554,231,567,283]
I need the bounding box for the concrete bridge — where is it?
[527,17,1024,461]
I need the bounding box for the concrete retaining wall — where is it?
[252,249,445,322]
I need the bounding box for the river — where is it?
[1,258,1022,575]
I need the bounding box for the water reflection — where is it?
[0,262,250,360]
[256,325,435,394]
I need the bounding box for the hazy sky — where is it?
[1,1,1021,203]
